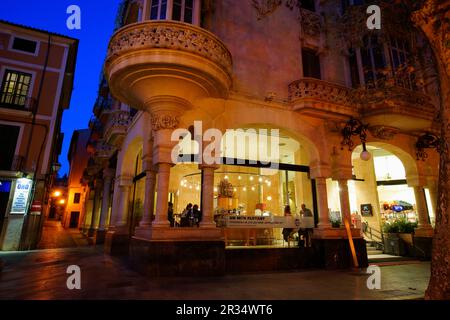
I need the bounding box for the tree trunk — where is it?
[412,0,450,300]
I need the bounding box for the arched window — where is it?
[145,0,200,25]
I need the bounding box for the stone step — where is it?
[367,249,384,255]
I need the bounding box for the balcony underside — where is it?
[105,21,233,110]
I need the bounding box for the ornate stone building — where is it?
[78,0,443,274]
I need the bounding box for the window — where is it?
[348,48,361,88]
[149,0,196,24]
[360,36,386,87]
[388,37,415,89]
[74,193,81,204]
[0,70,33,109]
[11,37,38,55]
[302,48,321,79]
[0,124,20,171]
[150,0,168,20]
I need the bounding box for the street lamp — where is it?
[53,191,62,197]
[341,118,371,161]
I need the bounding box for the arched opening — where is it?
[349,143,433,236]
[168,125,319,247]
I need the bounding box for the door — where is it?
[69,211,80,228]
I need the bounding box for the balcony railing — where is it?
[0,93,36,111]
[107,21,233,75]
[93,96,113,118]
[94,140,116,160]
[288,78,353,107]
[104,110,131,147]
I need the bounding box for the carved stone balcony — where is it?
[105,21,233,110]
[94,140,116,163]
[104,110,131,147]
[288,78,356,118]
[354,84,436,131]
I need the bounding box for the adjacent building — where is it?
[78,0,441,273]
[63,129,90,229]
[0,20,78,250]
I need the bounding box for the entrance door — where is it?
[69,211,80,228]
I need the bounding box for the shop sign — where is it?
[10,178,33,215]
[221,215,314,229]
[361,204,373,216]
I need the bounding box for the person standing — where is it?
[300,204,313,247]
[282,205,294,243]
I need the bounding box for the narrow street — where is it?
[37,220,89,250]
[0,246,430,300]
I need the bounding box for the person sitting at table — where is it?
[193,204,201,227]
[181,203,193,227]
[168,202,174,227]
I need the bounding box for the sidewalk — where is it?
[0,247,430,300]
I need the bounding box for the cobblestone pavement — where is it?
[0,247,430,300]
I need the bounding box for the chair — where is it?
[285,230,298,248]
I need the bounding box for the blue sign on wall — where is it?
[0,180,12,193]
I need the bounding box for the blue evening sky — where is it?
[0,0,121,175]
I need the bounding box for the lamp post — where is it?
[341,118,371,161]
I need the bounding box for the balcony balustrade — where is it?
[103,110,131,147]
[105,20,233,111]
[94,140,116,162]
[354,82,436,131]
[288,77,436,131]
[288,78,356,118]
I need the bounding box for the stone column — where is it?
[98,169,115,232]
[88,179,103,237]
[413,186,432,229]
[338,179,352,226]
[427,184,438,224]
[200,165,218,228]
[134,145,157,239]
[153,162,171,228]
[316,178,331,229]
[114,176,133,232]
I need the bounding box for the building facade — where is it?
[79,0,441,273]
[63,129,90,229]
[0,21,78,251]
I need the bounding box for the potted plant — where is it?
[330,218,341,228]
[382,219,418,256]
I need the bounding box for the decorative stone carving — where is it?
[251,0,283,20]
[368,126,399,141]
[289,78,353,106]
[151,114,179,131]
[352,82,436,120]
[107,21,233,74]
[300,8,323,37]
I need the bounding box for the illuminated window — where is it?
[0,70,32,109]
